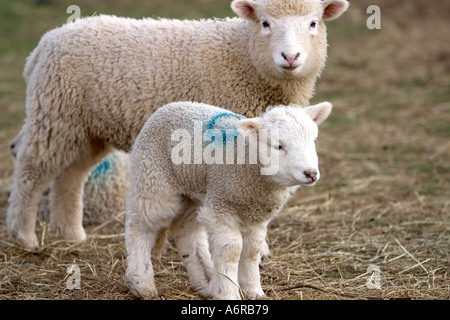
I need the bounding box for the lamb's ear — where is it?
[231,0,259,22]
[237,117,263,139]
[321,0,349,21]
[304,102,333,126]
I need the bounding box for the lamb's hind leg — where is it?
[7,157,55,249]
[49,142,112,241]
[170,202,213,298]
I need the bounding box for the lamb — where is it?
[7,0,348,248]
[125,101,332,299]
[11,129,129,226]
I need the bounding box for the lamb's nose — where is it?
[304,170,317,183]
[281,52,300,65]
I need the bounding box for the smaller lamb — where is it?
[125,101,332,300]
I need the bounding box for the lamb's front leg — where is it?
[198,206,242,300]
[239,222,268,299]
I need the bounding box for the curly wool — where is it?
[81,151,129,225]
[23,14,323,166]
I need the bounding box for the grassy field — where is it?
[0,0,449,300]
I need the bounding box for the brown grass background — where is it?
[0,0,449,300]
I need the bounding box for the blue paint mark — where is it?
[205,112,246,145]
[90,157,112,180]
[206,112,245,131]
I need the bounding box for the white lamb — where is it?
[125,101,332,299]
[7,0,348,248]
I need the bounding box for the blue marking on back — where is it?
[90,157,112,180]
[206,112,245,130]
[205,112,246,145]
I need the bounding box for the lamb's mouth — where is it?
[282,66,299,71]
[296,179,316,186]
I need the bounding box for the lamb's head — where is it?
[237,102,332,187]
[231,0,349,80]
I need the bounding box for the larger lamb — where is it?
[7,0,349,248]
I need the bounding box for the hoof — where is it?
[10,231,39,249]
[125,274,158,300]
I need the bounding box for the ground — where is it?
[0,0,448,300]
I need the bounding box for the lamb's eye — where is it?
[274,145,284,151]
[262,20,270,28]
[310,20,318,28]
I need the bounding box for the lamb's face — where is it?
[237,102,332,187]
[231,0,349,79]
[263,108,320,186]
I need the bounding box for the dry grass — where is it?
[0,0,449,300]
